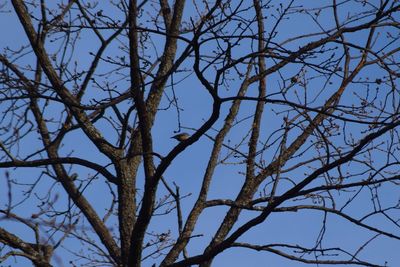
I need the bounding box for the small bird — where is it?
[171,132,190,141]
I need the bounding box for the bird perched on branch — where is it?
[171,132,190,141]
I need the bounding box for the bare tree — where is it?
[1,0,400,266]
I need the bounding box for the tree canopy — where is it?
[1,1,400,266]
